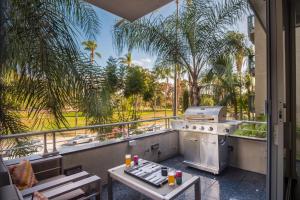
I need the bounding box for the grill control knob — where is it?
[193,126,197,130]
[200,126,205,130]
[209,127,214,131]
[225,128,230,133]
[186,125,189,129]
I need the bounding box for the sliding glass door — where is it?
[266,0,298,199]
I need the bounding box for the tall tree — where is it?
[82,40,101,64]
[113,0,248,106]
[124,66,145,120]
[154,65,172,117]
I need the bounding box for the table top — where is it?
[108,160,200,200]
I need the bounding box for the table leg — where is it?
[108,173,113,200]
[96,178,101,200]
[195,178,201,200]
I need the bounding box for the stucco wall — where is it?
[61,131,179,183]
[228,136,267,174]
[254,20,300,120]
[179,132,267,175]
[254,18,267,116]
[61,130,267,185]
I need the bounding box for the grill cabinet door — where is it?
[200,133,219,169]
[183,132,200,163]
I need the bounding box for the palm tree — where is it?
[82,40,101,64]
[209,55,239,119]
[120,52,132,67]
[81,40,102,129]
[0,0,100,135]
[223,32,249,119]
[113,0,248,106]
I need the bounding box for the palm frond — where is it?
[55,0,101,39]
[1,0,101,132]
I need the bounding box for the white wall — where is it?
[254,18,267,116]
[228,137,267,174]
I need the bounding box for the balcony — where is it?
[101,156,266,200]
[0,118,267,200]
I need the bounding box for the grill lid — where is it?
[184,106,227,123]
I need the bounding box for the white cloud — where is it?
[132,58,154,68]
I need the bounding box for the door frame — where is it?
[266,0,285,199]
[266,0,297,199]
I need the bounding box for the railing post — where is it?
[165,118,167,129]
[43,133,48,155]
[127,124,130,138]
[52,132,57,152]
[167,118,170,129]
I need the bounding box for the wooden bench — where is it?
[1,155,101,200]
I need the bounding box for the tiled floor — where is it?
[101,156,266,200]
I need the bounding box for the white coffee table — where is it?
[107,160,200,200]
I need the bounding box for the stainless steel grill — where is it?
[184,106,227,122]
[171,106,240,174]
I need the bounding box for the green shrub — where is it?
[200,95,214,106]
[234,123,267,138]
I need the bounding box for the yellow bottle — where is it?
[168,171,175,186]
[125,154,131,167]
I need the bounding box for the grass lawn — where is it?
[20,109,179,131]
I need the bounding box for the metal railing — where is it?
[0,117,267,159]
[0,117,177,159]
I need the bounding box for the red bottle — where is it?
[133,155,139,165]
[175,170,182,185]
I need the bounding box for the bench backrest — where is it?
[4,155,63,181]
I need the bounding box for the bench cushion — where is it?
[9,160,38,190]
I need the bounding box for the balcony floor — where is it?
[101,156,266,200]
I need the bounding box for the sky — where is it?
[82,1,249,69]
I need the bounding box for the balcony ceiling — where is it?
[86,0,174,21]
